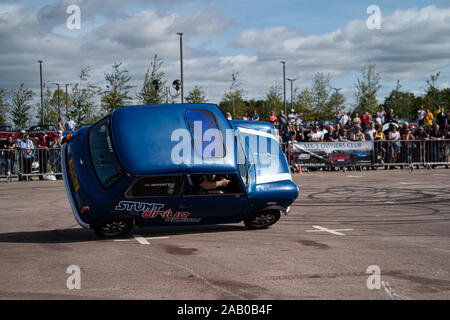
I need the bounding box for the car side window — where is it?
[126,176,184,198]
[184,174,244,196]
[236,138,249,188]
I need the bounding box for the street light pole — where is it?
[287,78,296,111]
[53,83,61,120]
[65,84,71,119]
[332,88,341,113]
[177,32,184,103]
[38,60,44,125]
[280,61,286,115]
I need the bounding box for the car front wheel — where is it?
[244,210,280,229]
[93,219,134,238]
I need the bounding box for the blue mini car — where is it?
[62,104,298,237]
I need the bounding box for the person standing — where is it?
[436,107,447,135]
[65,115,76,131]
[378,106,385,124]
[19,134,34,181]
[2,135,16,175]
[37,134,49,180]
[424,108,434,127]
[417,106,425,126]
[251,109,259,121]
[242,112,250,121]
[269,111,277,127]
[277,110,287,132]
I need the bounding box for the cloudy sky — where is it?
[1,0,450,111]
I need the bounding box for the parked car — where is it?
[0,125,19,143]
[28,124,58,141]
[329,150,351,165]
[62,104,299,237]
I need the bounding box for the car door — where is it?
[178,173,249,224]
[123,175,184,226]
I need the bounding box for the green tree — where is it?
[220,71,246,119]
[296,89,316,120]
[311,72,332,120]
[265,85,283,116]
[328,90,346,115]
[137,54,166,105]
[36,85,59,125]
[185,85,207,103]
[383,81,417,119]
[0,88,9,125]
[100,62,134,113]
[354,62,381,115]
[9,83,33,128]
[69,67,99,125]
[50,88,69,121]
[424,72,443,111]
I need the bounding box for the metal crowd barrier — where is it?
[0,148,63,182]
[289,139,450,170]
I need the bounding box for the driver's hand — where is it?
[221,179,230,187]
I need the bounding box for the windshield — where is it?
[88,117,123,188]
[0,125,11,132]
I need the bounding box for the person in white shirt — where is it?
[417,105,425,126]
[308,126,323,142]
[288,109,297,125]
[378,106,385,124]
[364,122,376,141]
[65,115,76,131]
[339,113,349,127]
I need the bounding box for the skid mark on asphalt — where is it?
[110,247,245,299]
[164,244,198,255]
[382,281,410,300]
[297,240,330,249]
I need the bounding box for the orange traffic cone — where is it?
[298,165,302,174]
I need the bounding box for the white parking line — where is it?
[113,236,170,244]
[132,234,151,245]
[306,225,354,236]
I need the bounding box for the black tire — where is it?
[244,209,281,229]
[93,218,134,238]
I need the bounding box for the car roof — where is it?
[110,104,237,176]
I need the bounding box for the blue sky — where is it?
[3,0,450,117]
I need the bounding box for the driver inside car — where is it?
[187,174,231,194]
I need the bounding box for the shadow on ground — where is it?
[0,224,248,244]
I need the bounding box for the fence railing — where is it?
[0,148,63,181]
[287,139,450,170]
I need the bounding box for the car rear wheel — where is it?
[93,219,134,238]
[244,210,280,229]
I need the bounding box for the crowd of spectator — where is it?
[0,115,77,180]
[230,105,449,169]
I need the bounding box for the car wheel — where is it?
[93,219,134,238]
[244,210,280,229]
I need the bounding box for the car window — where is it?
[88,117,123,188]
[185,109,225,158]
[236,138,249,188]
[125,176,183,198]
[184,174,244,196]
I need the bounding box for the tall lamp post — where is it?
[53,83,61,120]
[65,83,71,119]
[280,61,286,115]
[332,87,341,113]
[287,78,296,111]
[38,60,44,125]
[177,32,184,103]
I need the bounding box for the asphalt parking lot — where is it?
[0,169,449,300]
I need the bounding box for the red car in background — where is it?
[0,125,20,143]
[28,125,58,141]
[329,150,351,165]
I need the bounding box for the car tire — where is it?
[93,218,134,238]
[244,209,281,229]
